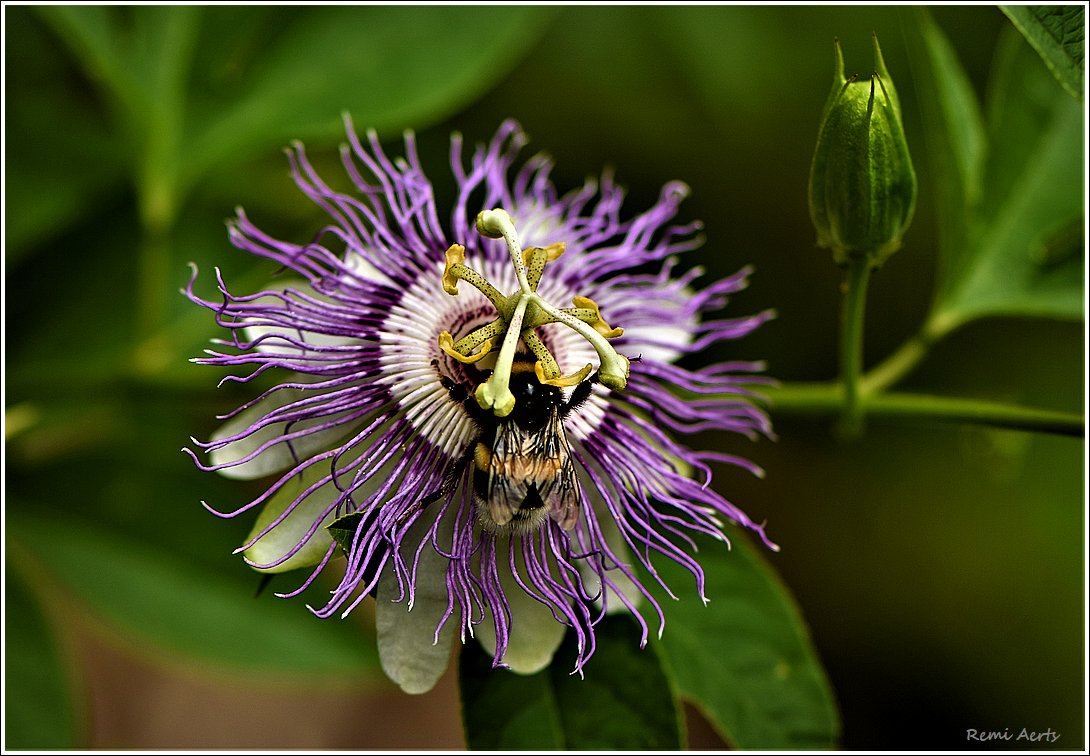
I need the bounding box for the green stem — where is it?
[764,382,1084,438]
[839,260,872,432]
[859,331,931,395]
[860,309,960,394]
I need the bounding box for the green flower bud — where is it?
[809,33,917,268]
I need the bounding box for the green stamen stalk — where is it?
[475,295,529,417]
[439,208,632,414]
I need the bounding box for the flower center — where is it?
[438,208,630,417]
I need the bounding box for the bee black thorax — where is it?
[506,362,564,431]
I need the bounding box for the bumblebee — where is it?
[438,355,595,534]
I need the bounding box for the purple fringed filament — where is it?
[185,118,776,694]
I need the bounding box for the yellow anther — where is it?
[541,242,565,261]
[442,244,466,295]
[522,242,565,266]
[438,331,493,364]
[442,208,633,416]
[535,361,594,387]
[572,296,625,338]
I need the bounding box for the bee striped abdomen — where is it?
[458,355,586,534]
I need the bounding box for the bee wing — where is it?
[484,412,581,531]
[527,413,580,531]
[483,422,535,528]
[543,443,580,531]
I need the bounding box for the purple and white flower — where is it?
[186,118,776,693]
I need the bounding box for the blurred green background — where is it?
[4,4,1084,750]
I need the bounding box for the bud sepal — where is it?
[809,33,917,268]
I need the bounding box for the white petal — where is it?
[619,322,692,365]
[475,539,567,674]
[375,514,457,694]
[243,465,337,573]
[209,382,362,480]
[243,321,354,353]
[345,249,392,284]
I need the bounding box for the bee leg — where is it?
[561,372,598,419]
[433,358,472,403]
[562,353,638,419]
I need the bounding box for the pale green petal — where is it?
[244,447,410,573]
[475,538,567,674]
[243,464,337,573]
[209,382,363,480]
[375,515,457,694]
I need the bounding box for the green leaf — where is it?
[3,557,80,749]
[907,8,987,300]
[7,510,381,681]
[36,6,203,229]
[460,614,682,749]
[934,25,1084,327]
[651,532,840,749]
[459,641,564,750]
[1001,5,1084,101]
[182,6,552,190]
[549,615,683,749]
[908,11,1084,334]
[4,8,127,261]
[31,6,552,233]
[4,96,126,260]
[33,6,140,112]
